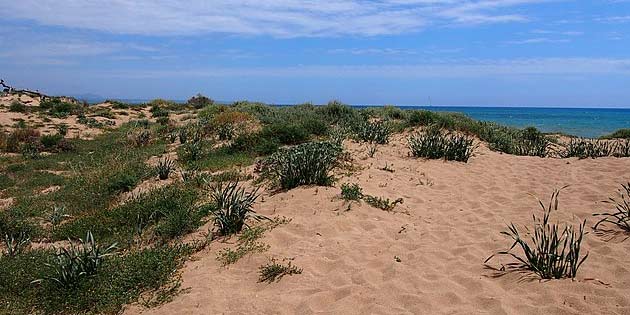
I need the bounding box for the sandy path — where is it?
[126,134,630,314]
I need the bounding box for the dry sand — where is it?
[124,133,630,315]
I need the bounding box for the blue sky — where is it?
[0,0,629,107]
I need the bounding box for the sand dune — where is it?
[124,133,630,315]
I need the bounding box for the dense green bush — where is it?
[259,141,342,189]
[40,98,79,118]
[209,181,265,236]
[187,93,215,109]
[354,120,392,144]
[261,123,309,145]
[408,127,475,162]
[562,138,615,158]
[9,101,27,113]
[230,133,279,156]
[601,128,630,139]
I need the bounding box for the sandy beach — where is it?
[124,134,630,315]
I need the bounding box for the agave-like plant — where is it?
[259,141,342,190]
[408,127,475,162]
[47,205,71,232]
[210,181,267,236]
[155,157,176,180]
[593,183,630,232]
[3,232,31,257]
[562,138,616,159]
[32,231,117,288]
[354,120,392,144]
[485,189,588,279]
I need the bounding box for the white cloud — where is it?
[1,0,550,37]
[505,37,571,44]
[102,58,630,79]
[596,16,630,24]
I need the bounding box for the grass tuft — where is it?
[593,183,630,232]
[210,181,266,236]
[408,127,475,162]
[485,188,588,279]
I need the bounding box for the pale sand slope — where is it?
[127,134,630,315]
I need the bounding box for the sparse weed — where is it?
[340,183,363,201]
[258,258,302,283]
[485,189,588,279]
[363,195,404,211]
[593,183,630,232]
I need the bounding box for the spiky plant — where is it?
[593,183,630,232]
[259,141,342,190]
[155,157,175,180]
[354,120,392,144]
[3,232,30,257]
[408,127,475,162]
[562,138,616,159]
[614,140,630,158]
[33,231,117,288]
[48,205,71,232]
[210,181,266,236]
[485,189,588,279]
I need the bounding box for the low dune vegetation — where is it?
[1,94,630,314]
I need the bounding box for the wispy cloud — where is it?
[595,15,630,24]
[102,58,630,79]
[2,0,549,37]
[505,37,571,44]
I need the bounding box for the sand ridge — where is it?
[123,133,630,315]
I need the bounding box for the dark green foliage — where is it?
[562,138,615,158]
[601,128,630,139]
[354,120,392,144]
[408,127,475,162]
[180,141,204,162]
[40,98,79,118]
[261,123,309,145]
[477,123,549,157]
[34,231,117,288]
[593,183,630,232]
[54,185,199,244]
[107,172,140,193]
[316,100,360,126]
[340,183,363,201]
[231,133,279,156]
[486,189,588,279]
[155,157,175,180]
[210,181,265,236]
[40,133,63,149]
[8,101,26,113]
[259,141,342,190]
[0,245,192,314]
[258,258,302,283]
[187,94,214,109]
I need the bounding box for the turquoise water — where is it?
[362,106,630,138]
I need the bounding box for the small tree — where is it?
[187,94,214,109]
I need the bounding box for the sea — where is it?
[357,106,630,138]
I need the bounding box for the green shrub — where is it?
[259,141,342,190]
[485,189,588,279]
[180,141,204,162]
[601,128,630,139]
[562,138,615,158]
[187,94,214,109]
[354,121,392,144]
[231,133,279,156]
[9,101,27,113]
[340,183,363,201]
[261,123,309,145]
[40,133,63,149]
[34,231,117,288]
[210,181,265,236]
[406,110,438,127]
[107,172,139,193]
[40,98,78,118]
[408,127,475,162]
